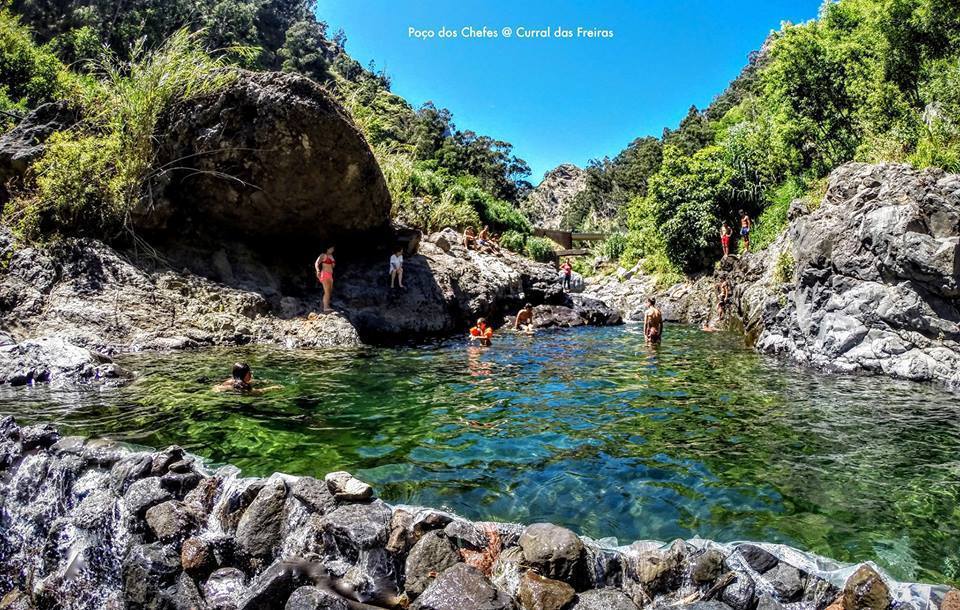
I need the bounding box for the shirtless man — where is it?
[716,279,731,321]
[643,297,663,344]
[513,303,535,333]
[739,209,752,253]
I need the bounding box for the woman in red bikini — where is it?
[720,222,732,258]
[314,246,336,313]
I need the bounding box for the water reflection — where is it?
[0,325,958,584]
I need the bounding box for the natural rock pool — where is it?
[2,325,958,585]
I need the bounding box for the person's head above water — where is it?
[476,317,487,327]
[232,362,251,383]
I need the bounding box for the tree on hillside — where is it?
[662,105,714,156]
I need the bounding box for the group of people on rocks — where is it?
[720,210,753,257]
[311,243,408,315]
[463,225,502,254]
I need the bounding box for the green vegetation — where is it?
[1,0,533,244]
[523,236,557,263]
[773,248,796,285]
[570,0,960,285]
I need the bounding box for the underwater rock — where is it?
[411,563,517,610]
[405,530,462,598]
[518,570,576,610]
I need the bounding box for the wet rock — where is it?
[292,476,338,515]
[840,565,890,610]
[162,571,206,610]
[736,544,778,574]
[802,576,839,610]
[583,545,623,589]
[19,423,60,450]
[405,530,463,598]
[757,593,784,610]
[185,476,222,513]
[236,478,287,562]
[237,559,316,610]
[519,523,586,588]
[571,587,639,610]
[204,567,247,610]
[386,508,415,554]
[413,509,455,539]
[565,293,623,326]
[721,573,757,610]
[679,603,734,610]
[123,542,182,607]
[0,336,127,387]
[218,480,265,533]
[124,476,174,518]
[317,499,392,560]
[518,571,575,610]
[151,446,186,476]
[692,549,726,584]
[444,519,488,551]
[162,470,204,497]
[324,471,374,502]
[766,563,802,601]
[111,454,154,495]
[181,536,214,575]
[145,500,202,542]
[411,563,517,610]
[73,488,118,530]
[285,586,349,610]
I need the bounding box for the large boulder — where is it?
[518,523,586,589]
[0,336,128,386]
[145,71,391,244]
[411,563,517,610]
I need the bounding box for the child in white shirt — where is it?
[389,247,405,289]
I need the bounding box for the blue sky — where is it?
[315,0,823,183]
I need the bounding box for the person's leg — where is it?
[398,267,404,288]
[322,279,333,311]
[390,269,395,288]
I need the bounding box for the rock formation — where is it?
[522,164,587,230]
[587,162,960,391]
[0,419,949,610]
[141,71,392,246]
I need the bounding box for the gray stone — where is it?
[405,530,463,598]
[766,563,802,601]
[204,567,247,610]
[324,471,374,502]
[519,523,586,587]
[285,586,349,610]
[122,543,182,607]
[292,476,338,515]
[737,544,778,574]
[721,573,757,610]
[692,549,726,583]
[571,587,639,610]
[236,478,287,561]
[110,454,153,495]
[237,559,317,610]
[19,423,60,450]
[145,500,202,542]
[124,476,174,518]
[411,563,517,610]
[317,499,392,559]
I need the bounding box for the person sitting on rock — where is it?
[477,226,499,254]
[469,318,494,346]
[514,303,535,333]
[315,246,336,313]
[643,298,663,344]
[463,227,477,250]
[389,246,405,289]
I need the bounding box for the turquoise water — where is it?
[2,325,958,584]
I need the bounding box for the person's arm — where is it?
[315,256,322,274]
[643,312,650,336]
[513,313,521,329]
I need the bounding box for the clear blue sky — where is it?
[315,0,823,183]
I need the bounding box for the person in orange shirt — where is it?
[469,317,494,346]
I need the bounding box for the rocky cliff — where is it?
[521,164,587,230]
[587,162,960,391]
[0,419,949,610]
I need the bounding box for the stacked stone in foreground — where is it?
[0,418,951,609]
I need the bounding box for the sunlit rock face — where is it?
[522,164,588,230]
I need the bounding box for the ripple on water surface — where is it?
[2,325,959,585]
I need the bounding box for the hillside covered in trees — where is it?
[0,0,545,255]
[561,0,960,284]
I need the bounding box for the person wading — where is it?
[514,303,535,333]
[469,318,494,346]
[644,297,663,344]
[315,246,336,313]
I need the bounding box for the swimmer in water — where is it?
[214,362,280,394]
[513,303,535,334]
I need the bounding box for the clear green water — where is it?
[2,325,958,584]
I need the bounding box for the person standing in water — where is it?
[739,210,752,253]
[389,246,405,289]
[560,259,573,291]
[644,297,663,344]
[513,303,535,333]
[469,318,494,346]
[315,246,336,313]
[720,222,732,258]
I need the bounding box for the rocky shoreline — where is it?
[0,418,952,610]
[587,162,960,392]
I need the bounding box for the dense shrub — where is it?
[602,232,627,261]
[524,236,556,263]
[773,248,796,285]
[0,7,69,127]
[499,230,526,253]
[750,179,804,251]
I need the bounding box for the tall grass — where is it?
[9,29,238,240]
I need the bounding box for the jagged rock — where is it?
[721,573,757,610]
[184,476,222,513]
[444,519,488,551]
[757,593,784,610]
[405,530,462,598]
[324,471,373,502]
[124,476,174,518]
[204,567,247,610]
[162,571,206,610]
[19,423,60,450]
[386,508,415,554]
[565,294,623,326]
[237,559,317,610]
[518,571,575,610]
[839,565,890,610]
[236,478,287,562]
[766,563,802,601]
[411,563,517,610]
[285,586,349,610]
[692,549,726,584]
[736,544,778,574]
[522,164,589,230]
[532,305,587,328]
[627,540,686,594]
[181,536,214,575]
[0,336,127,386]
[149,71,391,244]
[412,510,455,539]
[145,500,202,542]
[570,587,639,610]
[292,476,338,514]
[519,523,586,588]
[316,500,392,560]
[151,446,186,476]
[111,454,154,495]
[0,101,79,199]
[122,542,182,607]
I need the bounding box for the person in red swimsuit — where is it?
[720,222,732,257]
[314,246,336,313]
